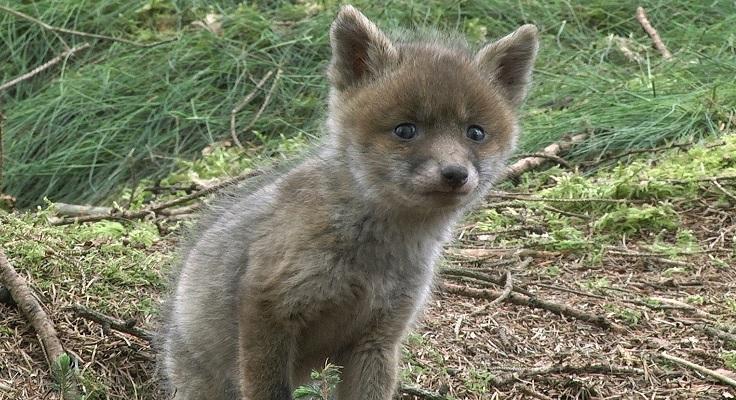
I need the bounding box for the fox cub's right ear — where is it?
[328,5,398,90]
[475,25,539,109]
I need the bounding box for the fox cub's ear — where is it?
[328,5,398,90]
[475,25,539,109]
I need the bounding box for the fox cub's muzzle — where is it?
[440,165,469,188]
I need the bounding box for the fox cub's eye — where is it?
[466,125,486,142]
[393,123,417,140]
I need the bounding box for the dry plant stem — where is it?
[54,203,116,217]
[442,282,622,331]
[635,7,673,60]
[239,69,282,138]
[0,248,78,398]
[711,178,736,203]
[0,43,91,92]
[53,169,262,225]
[487,191,639,204]
[511,152,571,169]
[0,5,173,47]
[518,387,554,400]
[491,363,644,386]
[702,325,736,345]
[230,70,275,148]
[499,133,587,182]
[470,270,513,315]
[398,385,449,400]
[660,352,736,388]
[70,304,153,342]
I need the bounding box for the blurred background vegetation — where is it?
[1,0,734,207]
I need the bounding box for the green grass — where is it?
[1,0,735,206]
[475,133,736,260]
[0,208,169,316]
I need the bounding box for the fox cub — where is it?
[160,5,538,400]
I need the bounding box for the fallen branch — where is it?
[635,6,672,60]
[70,304,153,342]
[490,362,644,386]
[51,169,262,225]
[510,152,571,169]
[441,258,534,297]
[499,133,587,182]
[398,384,449,400]
[660,352,736,388]
[442,282,622,331]
[711,178,736,203]
[230,70,275,148]
[0,43,90,93]
[470,270,513,316]
[0,248,79,398]
[0,5,175,48]
[487,191,640,204]
[702,325,736,347]
[54,203,116,217]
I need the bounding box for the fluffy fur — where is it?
[160,5,538,400]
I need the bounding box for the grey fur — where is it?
[159,5,538,400]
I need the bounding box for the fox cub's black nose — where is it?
[440,165,469,188]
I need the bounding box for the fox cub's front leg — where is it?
[336,336,401,400]
[238,302,293,400]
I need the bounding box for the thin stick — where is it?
[52,169,262,225]
[711,179,736,203]
[660,352,736,387]
[0,5,174,48]
[487,191,639,204]
[491,362,644,386]
[70,304,153,342]
[470,270,514,316]
[499,133,587,182]
[239,69,282,138]
[0,248,78,399]
[0,43,91,93]
[635,7,673,60]
[442,282,622,331]
[398,384,449,400]
[230,70,274,149]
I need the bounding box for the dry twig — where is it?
[239,69,282,140]
[52,169,263,225]
[499,133,587,182]
[70,304,153,342]
[230,70,275,148]
[470,269,513,316]
[0,43,91,92]
[711,178,736,203]
[0,5,175,47]
[442,282,622,331]
[660,352,736,388]
[635,6,673,60]
[398,384,449,400]
[0,248,79,398]
[491,362,644,386]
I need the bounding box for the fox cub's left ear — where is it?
[328,5,398,90]
[475,25,539,109]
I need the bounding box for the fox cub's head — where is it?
[326,6,538,211]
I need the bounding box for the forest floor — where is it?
[1,133,735,400]
[1,1,736,398]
